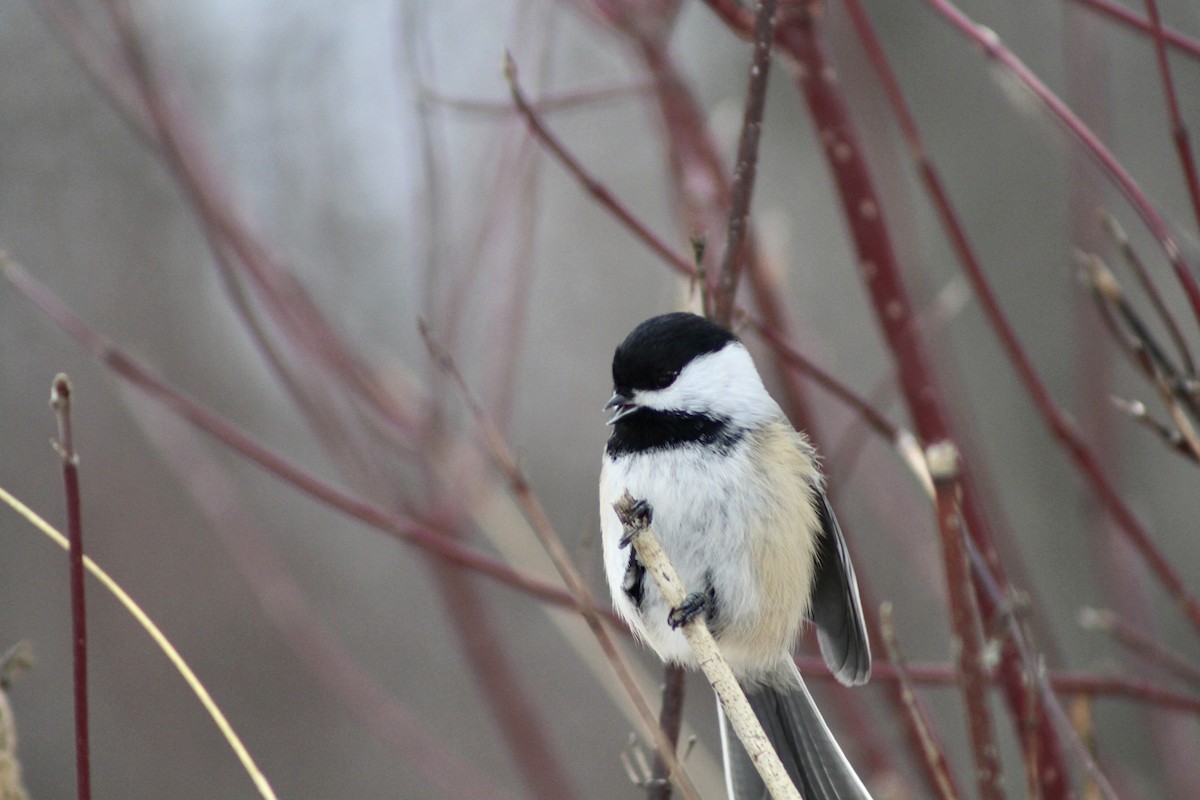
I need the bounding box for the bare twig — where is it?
[1102,211,1197,378]
[1080,608,1200,690]
[648,665,687,800]
[926,444,1005,800]
[1141,0,1200,233]
[712,0,778,326]
[505,53,697,279]
[51,374,90,800]
[1068,0,1200,61]
[878,603,962,800]
[613,493,800,800]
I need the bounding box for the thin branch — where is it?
[1067,0,1200,61]
[964,541,1122,800]
[420,322,702,800]
[712,0,778,326]
[51,374,90,800]
[926,444,1006,800]
[1137,0,1200,230]
[1101,211,1196,379]
[1080,608,1200,690]
[421,80,653,115]
[647,665,687,800]
[878,603,962,800]
[505,53,697,280]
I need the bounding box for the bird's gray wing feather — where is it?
[720,661,873,800]
[810,488,871,686]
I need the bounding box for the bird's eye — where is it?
[656,369,679,388]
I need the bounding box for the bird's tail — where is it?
[719,660,873,800]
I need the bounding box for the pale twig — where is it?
[0,487,278,800]
[613,494,801,800]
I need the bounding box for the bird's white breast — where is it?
[600,422,821,674]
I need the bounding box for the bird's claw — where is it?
[618,497,653,548]
[668,591,710,630]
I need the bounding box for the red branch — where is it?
[712,0,778,326]
[52,375,90,800]
[1068,0,1200,62]
[699,3,1076,794]
[1141,0,1200,235]
[929,447,1005,800]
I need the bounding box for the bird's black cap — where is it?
[611,312,738,393]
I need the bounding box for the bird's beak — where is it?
[605,391,637,425]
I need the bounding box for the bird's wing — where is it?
[809,488,871,685]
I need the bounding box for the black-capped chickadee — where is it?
[599,312,873,800]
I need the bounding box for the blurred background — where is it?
[1,0,1199,797]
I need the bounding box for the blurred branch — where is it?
[878,603,962,800]
[1080,608,1200,691]
[420,322,702,800]
[1068,0,1200,61]
[1101,211,1196,379]
[2,256,598,621]
[647,665,687,800]
[0,642,32,800]
[131,404,516,800]
[505,52,697,277]
[1141,0,1200,239]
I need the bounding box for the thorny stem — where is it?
[712,0,778,327]
[52,374,90,800]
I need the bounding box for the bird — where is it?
[599,311,873,800]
